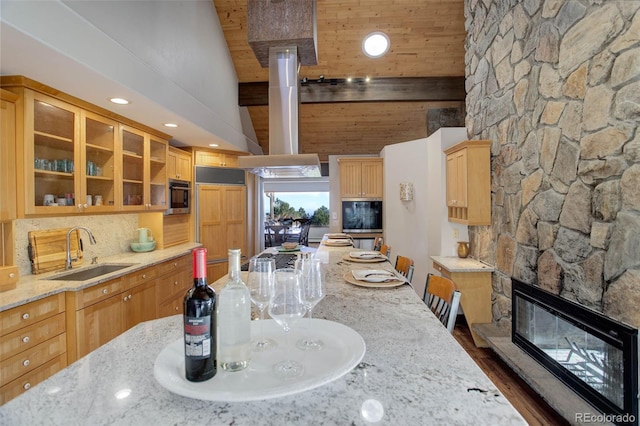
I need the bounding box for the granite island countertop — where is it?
[0,244,525,425]
[0,242,202,312]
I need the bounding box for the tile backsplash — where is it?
[15,214,139,276]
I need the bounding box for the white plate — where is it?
[351,269,398,282]
[154,319,365,402]
[341,253,387,263]
[349,251,381,259]
[343,272,405,288]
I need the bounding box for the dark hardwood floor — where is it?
[452,320,570,425]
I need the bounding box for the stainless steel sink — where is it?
[46,264,137,281]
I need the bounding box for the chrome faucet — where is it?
[66,227,97,269]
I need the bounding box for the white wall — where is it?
[0,0,249,150]
[381,128,467,297]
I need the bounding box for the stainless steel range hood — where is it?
[238,46,321,178]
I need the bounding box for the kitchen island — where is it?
[0,244,525,425]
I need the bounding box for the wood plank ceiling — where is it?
[213,0,467,161]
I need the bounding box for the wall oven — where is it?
[342,200,383,233]
[166,179,190,215]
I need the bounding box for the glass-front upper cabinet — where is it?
[121,125,167,211]
[26,90,81,215]
[82,111,118,212]
[121,126,146,210]
[148,137,167,210]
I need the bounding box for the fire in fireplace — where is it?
[512,279,638,425]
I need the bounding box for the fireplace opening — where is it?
[512,279,638,425]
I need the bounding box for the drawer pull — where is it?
[23,383,31,390]
[142,274,147,279]
[23,359,30,367]
[22,336,30,344]
[174,281,179,286]
[174,262,178,267]
[22,313,30,320]
[9,272,15,278]
[174,306,179,311]
[102,288,108,294]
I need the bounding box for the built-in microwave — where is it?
[166,179,190,215]
[342,200,383,233]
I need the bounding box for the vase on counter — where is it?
[457,241,469,258]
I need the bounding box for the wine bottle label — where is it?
[184,315,212,358]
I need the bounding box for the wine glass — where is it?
[295,258,325,351]
[268,268,306,379]
[247,256,277,351]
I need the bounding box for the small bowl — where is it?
[282,242,298,250]
[130,240,156,252]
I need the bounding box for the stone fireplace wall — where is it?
[464,0,640,329]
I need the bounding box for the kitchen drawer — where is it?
[157,268,191,305]
[432,261,452,279]
[123,266,157,291]
[0,353,67,405]
[1,333,66,384]
[0,265,19,292]
[75,277,124,309]
[156,255,190,276]
[1,312,66,359]
[158,293,185,318]
[1,293,65,336]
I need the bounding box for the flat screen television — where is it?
[341,200,383,233]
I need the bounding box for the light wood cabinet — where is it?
[69,268,158,360]
[167,147,192,181]
[197,185,246,281]
[1,89,18,292]
[156,256,193,318]
[0,294,67,404]
[120,125,168,212]
[2,77,171,217]
[1,89,17,221]
[194,149,246,168]
[338,158,383,198]
[444,140,491,225]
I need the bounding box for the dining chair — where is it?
[373,237,383,251]
[379,244,391,259]
[394,255,415,283]
[422,273,461,334]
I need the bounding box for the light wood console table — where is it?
[430,256,494,347]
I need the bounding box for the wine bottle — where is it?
[217,248,251,371]
[183,247,216,382]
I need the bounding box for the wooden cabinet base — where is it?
[433,261,492,347]
[0,354,67,405]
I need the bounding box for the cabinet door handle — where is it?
[174,262,178,267]
[102,288,108,294]
[9,272,15,278]
[174,306,179,311]
[123,296,128,302]
[23,359,30,367]
[22,313,30,320]
[174,281,179,286]
[22,336,30,343]
[23,383,31,390]
[142,274,147,279]
[128,294,132,300]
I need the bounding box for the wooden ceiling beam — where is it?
[238,76,465,106]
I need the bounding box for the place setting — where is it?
[341,250,387,263]
[322,234,354,247]
[274,241,304,252]
[343,268,408,288]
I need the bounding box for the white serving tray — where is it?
[154,319,365,401]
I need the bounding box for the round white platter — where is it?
[154,319,365,402]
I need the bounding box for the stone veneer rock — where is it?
[465,0,640,329]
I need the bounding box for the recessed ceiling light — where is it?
[209,143,219,147]
[164,123,178,128]
[109,97,130,105]
[362,32,390,58]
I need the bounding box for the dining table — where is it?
[0,240,525,425]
